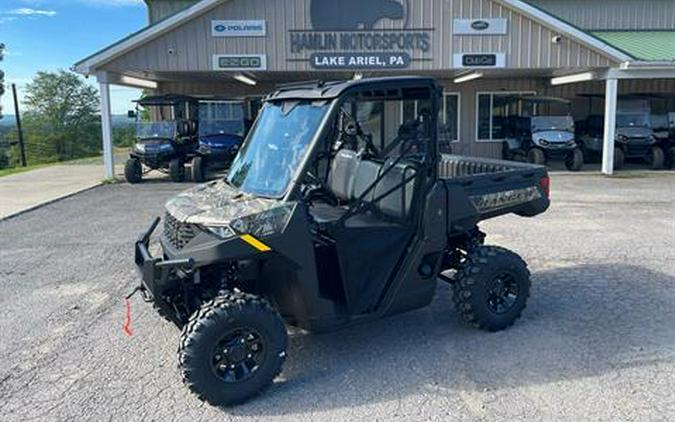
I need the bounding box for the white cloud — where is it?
[7,8,57,16]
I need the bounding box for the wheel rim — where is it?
[486,271,519,315]
[211,328,265,383]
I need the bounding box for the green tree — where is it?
[0,43,7,167]
[21,70,101,163]
[0,43,5,118]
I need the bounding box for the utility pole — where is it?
[11,83,26,167]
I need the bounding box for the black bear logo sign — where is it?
[310,0,407,31]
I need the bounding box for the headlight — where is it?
[230,204,295,238]
[567,140,576,146]
[617,135,628,143]
[135,143,146,153]
[201,203,295,240]
[539,139,550,146]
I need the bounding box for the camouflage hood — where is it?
[165,180,279,226]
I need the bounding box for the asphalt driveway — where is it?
[1,173,674,421]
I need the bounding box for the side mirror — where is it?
[127,110,137,119]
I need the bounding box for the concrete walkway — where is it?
[0,165,108,220]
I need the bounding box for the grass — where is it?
[0,148,128,178]
[0,162,57,178]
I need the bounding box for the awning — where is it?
[592,31,675,62]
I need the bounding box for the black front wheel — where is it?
[124,158,142,184]
[178,292,288,406]
[647,146,664,170]
[452,246,531,331]
[668,146,675,169]
[614,147,625,170]
[169,158,185,182]
[191,156,206,182]
[527,148,546,165]
[565,148,584,171]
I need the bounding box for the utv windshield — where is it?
[616,113,650,128]
[227,100,328,198]
[531,116,573,132]
[136,122,177,139]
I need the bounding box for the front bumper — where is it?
[134,217,194,302]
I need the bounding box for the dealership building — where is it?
[74,0,675,177]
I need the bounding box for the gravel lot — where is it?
[1,173,674,421]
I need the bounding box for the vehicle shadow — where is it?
[224,263,675,416]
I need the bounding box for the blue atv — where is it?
[189,101,246,182]
[124,95,200,183]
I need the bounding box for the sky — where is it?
[0,0,148,115]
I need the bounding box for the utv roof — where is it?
[134,94,199,105]
[577,93,668,100]
[505,95,572,105]
[265,76,440,102]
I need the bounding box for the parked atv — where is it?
[576,95,664,170]
[124,95,200,183]
[132,77,550,406]
[190,100,246,182]
[501,96,583,171]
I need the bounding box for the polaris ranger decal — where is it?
[470,186,542,213]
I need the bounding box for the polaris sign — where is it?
[211,20,266,37]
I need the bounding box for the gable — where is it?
[83,0,626,75]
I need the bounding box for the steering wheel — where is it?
[302,170,338,206]
[335,110,380,157]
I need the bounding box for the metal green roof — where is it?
[592,31,675,61]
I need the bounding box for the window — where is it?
[355,100,384,150]
[199,101,245,136]
[401,93,460,149]
[439,94,460,147]
[476,92,535,141]
[340,91,433,158]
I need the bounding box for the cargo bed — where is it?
[439,154,550,234]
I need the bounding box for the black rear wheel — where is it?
[169,158,185,182]
[178,292,287,406]
[565,148,584,171]
[124,158,142,184]
[452,246,531,331]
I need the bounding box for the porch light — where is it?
[453,72,483,84]
[234,73,257,86]
[550,72,594,86]
[119,75,158,89]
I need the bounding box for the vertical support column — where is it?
[601,78,618,175]
[99,81,115,179]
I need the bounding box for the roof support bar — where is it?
[99,81,115,179]
[601,78,618,176]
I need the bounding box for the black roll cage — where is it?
[308,80,441,225]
